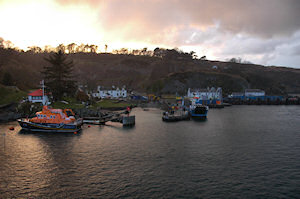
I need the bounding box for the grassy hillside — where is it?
[0,48,299,96]
[0,84,27,105]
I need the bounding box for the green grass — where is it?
[0,85,27,105]
[51,97,85,109]
[91,99,132,109]
[51,101,85,109]
[161,94,176,99]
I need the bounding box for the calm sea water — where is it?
[0,106,299,198]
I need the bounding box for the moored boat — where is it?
[18,106,83,132]
[189,98,209,119]
[189,104,209,119]
[162,110,190,122]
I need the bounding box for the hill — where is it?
[0,48,299,96]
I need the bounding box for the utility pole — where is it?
[40,79,46,105]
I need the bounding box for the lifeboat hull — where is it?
[17,119,82,133]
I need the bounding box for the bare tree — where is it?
[56,44,66,53]
[120,48,128,54]
[90,44,98,53]
[67,43,77,53]
[84,44,90,53]
[3,40,14,49]
[0,37,4,48]
[200,56,207,61]
[44,45,54,53]
[77,44,85,52]
[141,47,147,55]
[28,46,42,53]
[190,51,197,59]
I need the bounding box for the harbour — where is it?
[1,106,299,198]
[1,1,300,198]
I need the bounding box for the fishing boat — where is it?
[189,98,209,119]
[18,106,83,132]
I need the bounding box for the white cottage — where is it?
[187,87,222,100]
[28,89,51,105]
[92,86,127,98]
[245,89,265,97]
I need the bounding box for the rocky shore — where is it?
[0,103,21,123]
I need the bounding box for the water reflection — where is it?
[1,107,299,198]
[1,126,56,197]
[102,122,136,132]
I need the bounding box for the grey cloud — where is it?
[57,0,300,44]
[292,45,300,55]
[213,31,300,67]
[98,0,300,41]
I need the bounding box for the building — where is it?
[28,89,50,105]
[229,92,244,98]
[92,86,127,98]
[245,89,265,97]
[187,87,222,100]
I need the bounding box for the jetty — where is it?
[83,110,135,126]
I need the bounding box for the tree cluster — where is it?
[229,57,253,64]
[42,51,76,100]
[153,48,196,60]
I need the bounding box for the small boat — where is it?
[18,106,83,133]
[162,110,190,122]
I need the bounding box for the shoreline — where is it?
[1,100,299,124]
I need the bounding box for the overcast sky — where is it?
[1,0,300,68]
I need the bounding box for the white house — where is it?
[28,89,51,105]
[228,92,244,98]
[245,89,265,97]
[92,86,127,98]
[187,87,222,100]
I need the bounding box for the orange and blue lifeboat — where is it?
[18,106,83,132]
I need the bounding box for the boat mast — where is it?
[41,79,45,105]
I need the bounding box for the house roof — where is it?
[245,89,264,92]
[232,92,244,96]
[28,89,47,96]
[190,88,209,92]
